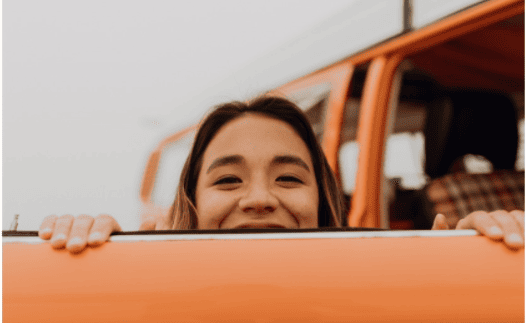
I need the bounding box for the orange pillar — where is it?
[349,55,402,227]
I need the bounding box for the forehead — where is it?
[202,114,313,165]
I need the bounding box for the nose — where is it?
[238,179,278,215]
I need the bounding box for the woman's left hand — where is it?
[432,210,524,250]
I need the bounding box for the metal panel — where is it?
[4,231,523,322]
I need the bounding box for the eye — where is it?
[276,175,304,184]
[214,176,242,186]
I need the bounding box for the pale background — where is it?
[5,1,511,231]
[4,0,363,230]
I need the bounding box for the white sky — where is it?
[3,0,508,231]
[3,0,359,230]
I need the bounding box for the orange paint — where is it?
[348,55,402,228]
[3,233,524,322]
[339,0,523,66]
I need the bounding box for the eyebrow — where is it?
[271,155,310,172]
[206,154,311,174]
[206,155,244,174]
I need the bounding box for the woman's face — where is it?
[195,114,319,229]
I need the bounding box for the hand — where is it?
[139,205,173,230]
[39,214,122,253]
[432,210,525,250]
[139,214,173,230]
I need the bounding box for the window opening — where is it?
[339,66,367,195]
[151,130,195,207]
[287,82,331,143]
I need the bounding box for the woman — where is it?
[39,97,525,253]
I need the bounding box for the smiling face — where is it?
[194,113,319,229]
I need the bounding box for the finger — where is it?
[155,221,169,230]
[431,214,450,230]
[39,215,58,240]
[491,211,524,249]
[510,210,524,236]
[155,216,173,230]
[139,219,157,231]
[66,215,94,253]
[457,211,503,240]
[87,214,122,247]
[51,215,74,249]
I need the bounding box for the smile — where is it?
[234,223,286,229]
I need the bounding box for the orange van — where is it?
[4,0,524,322]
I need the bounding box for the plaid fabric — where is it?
[426,170,525,228]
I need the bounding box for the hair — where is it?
[168,96,345,229]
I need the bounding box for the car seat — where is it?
[418,90,524,228]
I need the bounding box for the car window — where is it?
[151,130,196,208]
[338,67,366,195]
[339,99,361,194]
[287,82,331,142]
[516,118,525,171]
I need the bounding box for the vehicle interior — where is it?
[330,13,524,229]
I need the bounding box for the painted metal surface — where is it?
[342,0,523,65]
[349,55,403,228]
[3,230,524,322]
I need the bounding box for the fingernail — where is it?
[89,232,102,241]
[53,233,66,242]
[507,233,524,245]
[68,237,82,246]
[51,233,67,249]
[41,228,52,234]
[489,226,503,236]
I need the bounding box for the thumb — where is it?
[155,217,173,230]
[431,214,450,230]
[139,219,157,231]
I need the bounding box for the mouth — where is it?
[234,223,287,229]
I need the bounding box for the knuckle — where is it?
[43,214,58,222]
[95,214,120,232]
[58,214,74,222]
[493,212,514,224]
[77,214,94,221]
[470,211,494,228]
[511,210,525,219]
[469,210,487,218]
[96,214,114,223]
[74,215,95,227]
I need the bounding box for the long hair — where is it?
[168,96,345,229]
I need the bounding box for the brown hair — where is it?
[168,96,345,229]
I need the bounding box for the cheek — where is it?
[280,187,319,227]
[195,189,238,229]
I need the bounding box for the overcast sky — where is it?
[3,0,359,230]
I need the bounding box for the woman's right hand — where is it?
[39,214,122,254]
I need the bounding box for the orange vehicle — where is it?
[4,0,524,322]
